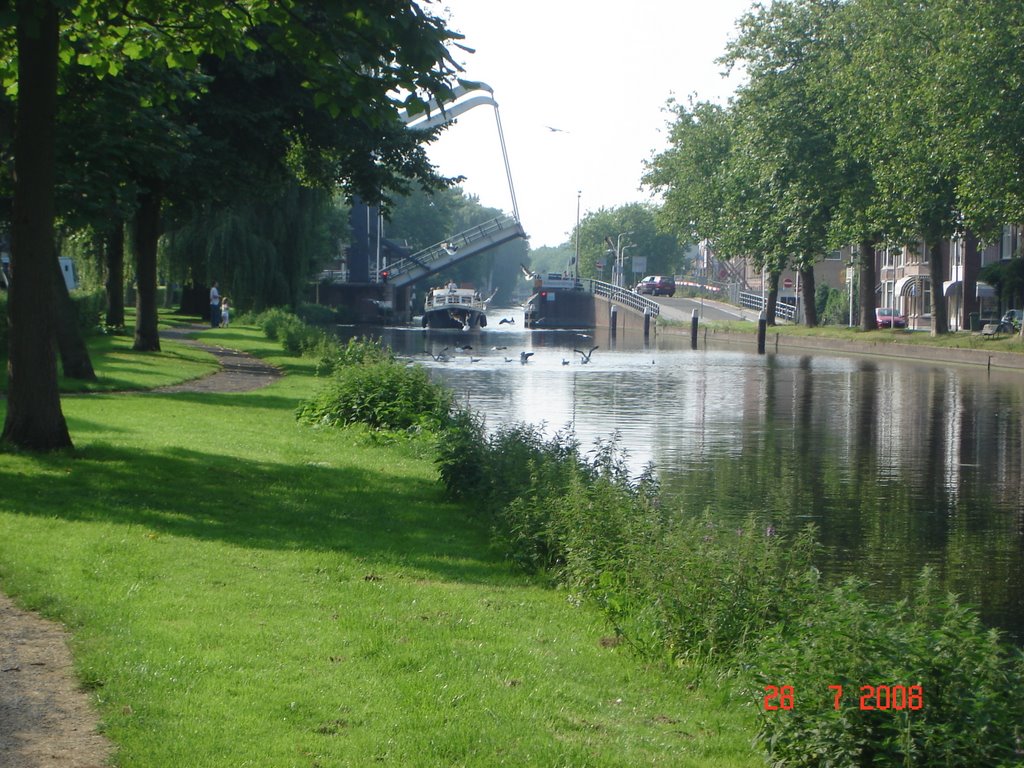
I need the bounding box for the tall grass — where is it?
[435,414,1024,766]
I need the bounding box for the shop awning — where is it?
[943,280,961,297]
[976,281,996,298]
[895,274,926,297]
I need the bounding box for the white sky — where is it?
[425,0,754,248]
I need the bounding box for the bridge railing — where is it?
[738,290,797,322]
[384,215,524,282]
[586,279,661,317]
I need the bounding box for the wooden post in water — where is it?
[610,305,618,339]
[757,310,767,354]
[644,308,652,340]
[690,309,699,350]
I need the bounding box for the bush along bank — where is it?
[435,415,1024,767]
[253,310,1024,767]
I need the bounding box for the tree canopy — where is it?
[2,0,466,450]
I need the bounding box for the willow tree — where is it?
[2,0,463,451]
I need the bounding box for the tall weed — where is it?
[297,360,452,432]
[433,415,1024,763]
[750,570,1024,766]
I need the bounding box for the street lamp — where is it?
[574,190,581,282]
[621,244,636,289]
[615,231,633,288]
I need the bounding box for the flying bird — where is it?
[520,351,534,364]
[546,126,569,133]
[562,358,570,366]
[574,345,599,364]
[499,317,515,325]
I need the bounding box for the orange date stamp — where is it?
[763,684,923,711]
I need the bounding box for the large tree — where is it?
[2,0,463,450]
[3,1,70,449]
[723,0,844,327]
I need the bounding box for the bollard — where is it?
[643,308,652,340]
[690,308,699,350]
[757,311,767,354]
[610,305,618,338]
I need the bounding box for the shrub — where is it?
[0,292,7,357]
[70,288,106,336]
[251,307,330,356]
[253,307,296,341]
[750,570,1024,767]
[296,360,452,432]
[296,302,338,325]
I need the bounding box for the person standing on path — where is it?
[210,281,221,327]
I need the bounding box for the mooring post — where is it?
[610,305,618,339]
[643,308,652,340]
[757,310,767,354]
[690,308,699,350]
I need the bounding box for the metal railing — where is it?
[587,279,661,317]
[384,216,525,283]
[738,290,797,322]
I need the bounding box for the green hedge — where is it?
[0,292,7,357]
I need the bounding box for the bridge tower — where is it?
[344,83,522,292]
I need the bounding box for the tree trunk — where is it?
[928,239,948,336]
[961,230,981,336]
[53,248,96,380]
[858,237,877,331]
[105,220,125,329]
[133,185,162,351]
[1,0,72,451]
[800,265,817,327]
[765,270,780,326]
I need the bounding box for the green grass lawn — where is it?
[0,325,760,767]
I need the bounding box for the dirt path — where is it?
[154,325,282,393]
[1,326,281,766]
[0,595,112,768]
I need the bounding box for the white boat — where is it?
[422,285,492,330]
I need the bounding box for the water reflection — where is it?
[352,314,1024,641]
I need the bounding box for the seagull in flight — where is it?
[498,317,515,325]
[574,345,599,364]
[520,351,534,364]
[546,126,569,133]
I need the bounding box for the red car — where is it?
[875,307,907,329]
[634,275,676,297]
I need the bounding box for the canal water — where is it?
[352,308,1024,642]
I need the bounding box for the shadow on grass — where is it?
[3,438,510,586]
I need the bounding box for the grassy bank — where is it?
[0,324,759,767]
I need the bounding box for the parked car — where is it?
[875,307,907,329]
[634,275,676,297]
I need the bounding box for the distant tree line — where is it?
[644,0,1024,330]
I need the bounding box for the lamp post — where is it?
[574,190,581,282]
[621,244,636,289]
[615,231,633,288]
